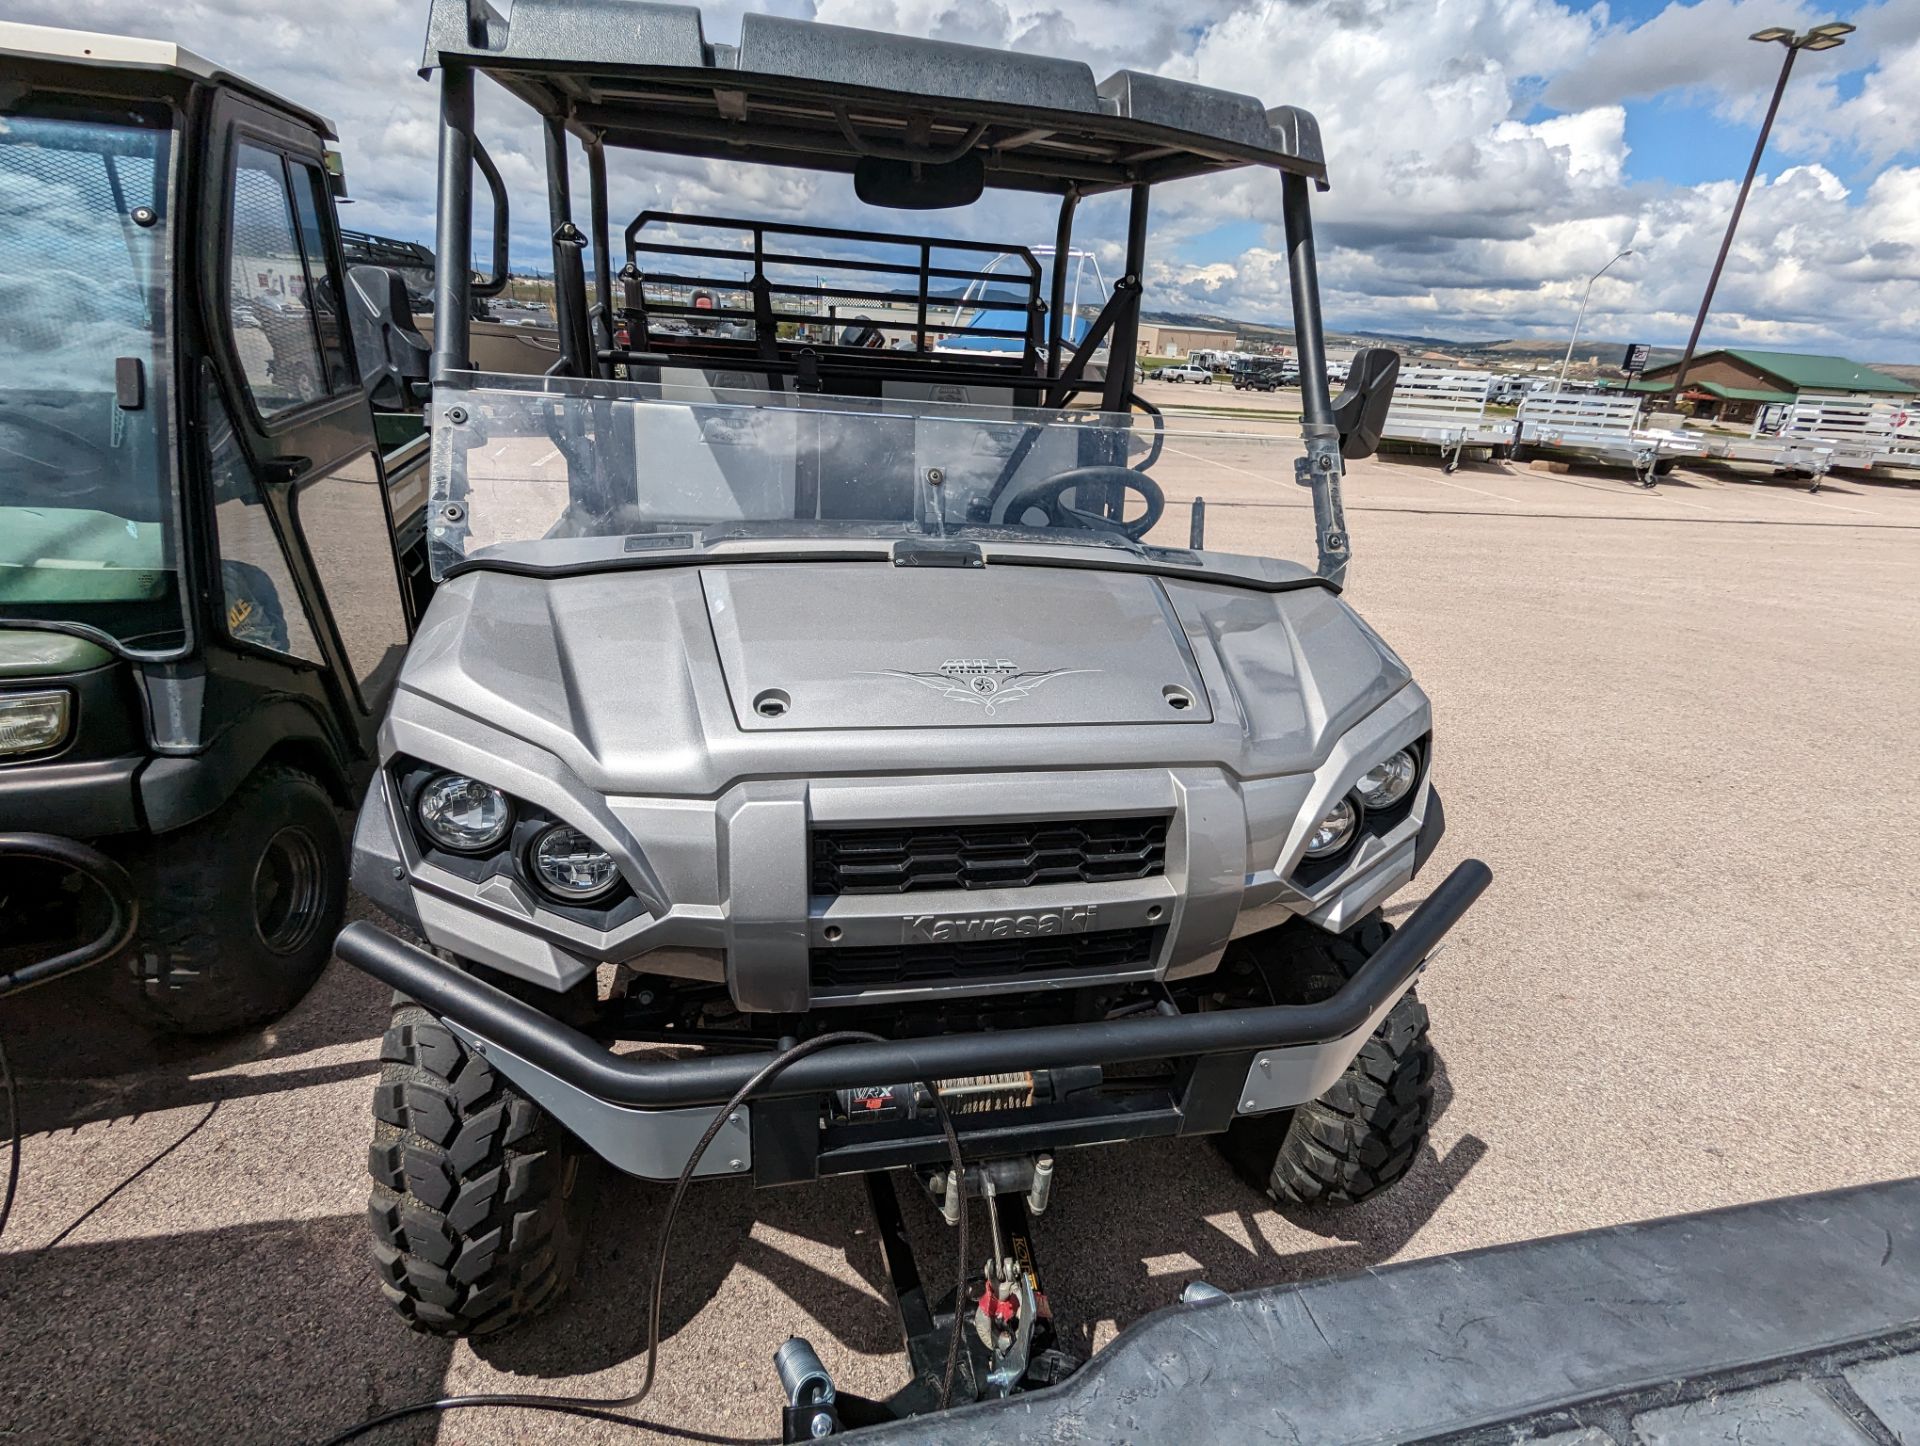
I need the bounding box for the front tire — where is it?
[366,1000,597,1336]
[111,763,344,1034]
[1220,913,1436,1207]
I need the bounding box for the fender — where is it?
[139,694,359,833]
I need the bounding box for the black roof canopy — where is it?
[424,0,1327,193]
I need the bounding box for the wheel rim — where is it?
[252,825,326,954]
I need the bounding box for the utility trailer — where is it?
[0,23,437,1031]
[1776,397,1916,475]
[858,1176,1920,1445]
[1379,367,1516,473]
[326,0,1484,1431]
[1699,424,1835,492]
[1514,391,1707,487]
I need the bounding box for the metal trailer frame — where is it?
[1515,392,1708,487]
[1379,367,1516,474]
[1776,397,1914,475]
[1882,402,1920,469]
[1700,424,1835,492]
[414,0,1362,582]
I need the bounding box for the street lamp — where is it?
[1669,21,1854,394]
[1555,248,1633,393]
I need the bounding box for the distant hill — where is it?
[1146,309,1920,377]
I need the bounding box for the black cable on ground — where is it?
[323,1029,970,1445]
[0,1033,18,1245]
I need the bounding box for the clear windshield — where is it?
[428,370,1309,579]
[0,110,180,653]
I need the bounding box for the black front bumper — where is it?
[0,833,140,996]
[333,859,1490,1182]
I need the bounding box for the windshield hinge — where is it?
[892,540,983,569]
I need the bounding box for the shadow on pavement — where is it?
[3,950,391,1135]
[470,1168,904,1381]
[3,1058,1484,1442]
[469,1048,1485,1389]
[0,1212,454,1446]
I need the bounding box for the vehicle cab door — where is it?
[198,91,411,749]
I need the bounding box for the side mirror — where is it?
[347,265,430,409]
[1331,346,1400,459]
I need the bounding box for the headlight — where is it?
[1302,797,1359,858]
[0,690,71,757]
[1353,749,1418,809]
[529,824,621,901]
[415,773,513,853]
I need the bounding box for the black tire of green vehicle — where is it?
[367,1000,597,1336]
[111,763,344,1034]
[1223,913,1436,1207]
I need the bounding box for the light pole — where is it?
[1669,21,1853,395]
[1555,248,1633,393]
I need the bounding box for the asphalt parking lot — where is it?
[5,447,1919,1444]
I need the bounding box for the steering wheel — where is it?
[999,465,1165,542]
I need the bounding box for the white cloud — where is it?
[1545,0,1920,167]
[11,0,1919,357]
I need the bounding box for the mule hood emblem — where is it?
[862,657,1096,717]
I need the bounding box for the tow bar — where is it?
[777,1156,1073,1439]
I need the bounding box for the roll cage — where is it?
[419,0,1371,581]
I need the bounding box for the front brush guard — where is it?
[333,859,1490,1181]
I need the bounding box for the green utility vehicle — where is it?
[0,22,434,1032]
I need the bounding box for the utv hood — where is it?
[395,557,1412,794]
[702,564,1213,730]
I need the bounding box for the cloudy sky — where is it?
[18,0,1919,359]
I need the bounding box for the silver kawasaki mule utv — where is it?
[334,0,1490,1402]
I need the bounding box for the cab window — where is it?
[227,142,329,416]
[201,368,322,662]
[287,159,354,393]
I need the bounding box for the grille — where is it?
[812,927,1155,989]
[811,816,1169,896]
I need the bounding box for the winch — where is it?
[830,1067,1103,1125]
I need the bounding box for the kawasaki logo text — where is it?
[904,906,1098,944]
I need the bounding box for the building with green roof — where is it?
[1634,349,1912,423]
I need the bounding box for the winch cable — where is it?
[323,1029,971,1444]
